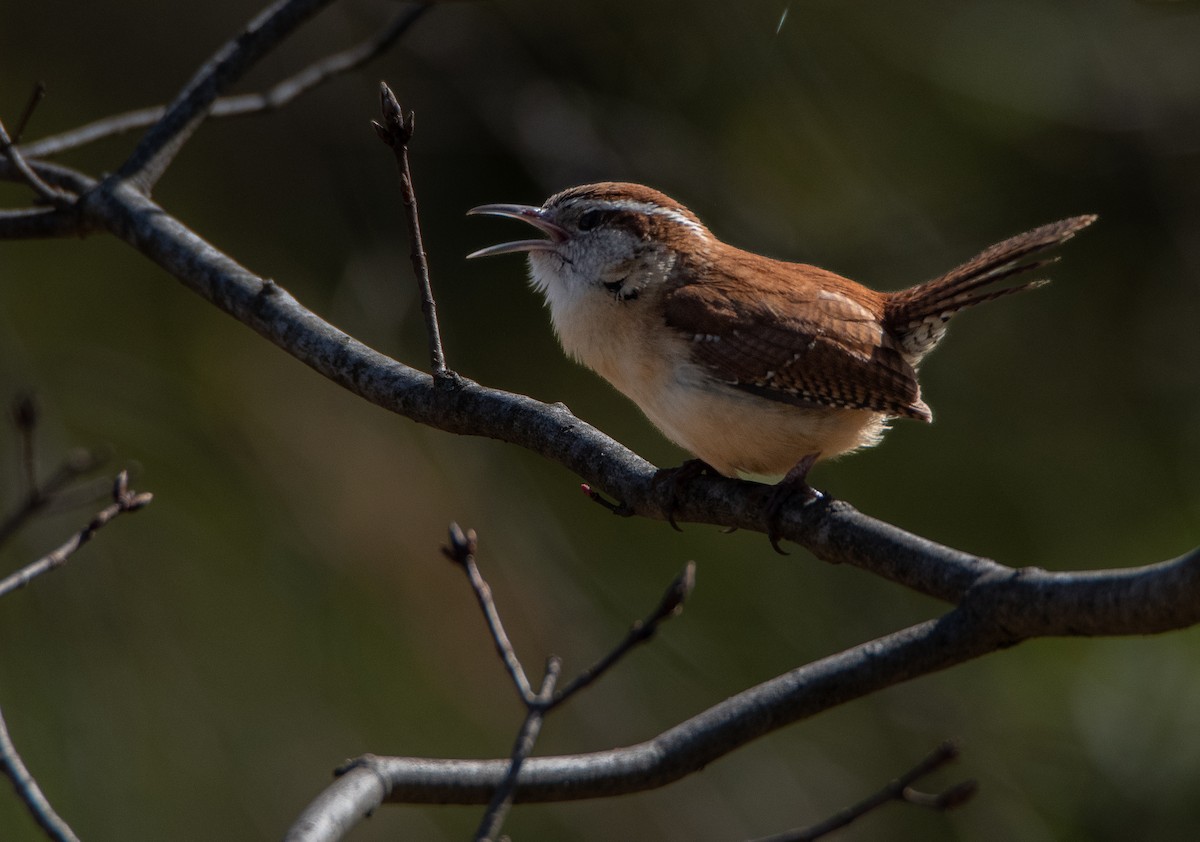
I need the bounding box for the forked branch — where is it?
[437,524,693,841]
[0,471,153,598]
[17,5,431,160]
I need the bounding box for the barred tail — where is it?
[886,214,1096,362]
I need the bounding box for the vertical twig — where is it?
[13,393,39,494]
[473,658,561,842]
[440,525,697,841]
[373,81,450,381]
[442,523,553,840]
[12,82,47,145]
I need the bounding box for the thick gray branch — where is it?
[284,614,979,841]
[49,178,1192,619]
[284,547,1200,840]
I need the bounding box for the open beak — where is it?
[466,204,569,259]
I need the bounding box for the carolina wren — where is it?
[468,182,1095,478]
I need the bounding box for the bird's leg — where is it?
[652,458,718,531]
[761,452,822,555]
[580,483,634,517]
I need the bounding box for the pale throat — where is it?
[528,250,676,402]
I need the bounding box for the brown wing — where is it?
[663,253,931,421]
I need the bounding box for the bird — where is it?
[468,182,1094,540]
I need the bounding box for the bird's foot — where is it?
[761,453,823,555]
[652,459,718,531]
[580,484,634,517]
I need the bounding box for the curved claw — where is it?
[652,459,716,531]
[761,453,822,555]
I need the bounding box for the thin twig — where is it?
[0,470,152,598]
[12,82,46,145]
[13,392,39,493]
[441,534,693,837]
[0,116,73,206]
[0,448,107,549]
[443,524,533,702]
[0,130,108,239]
[115,0,335,192]
[0,706,81,842]
[474,658,562,842]
[548,560,695,710]
[18,5,432,160]
[374,81,450,380]
[283,612,996,841]
[902,779,977,810]
[751,741,973,842]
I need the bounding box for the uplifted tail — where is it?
[886,214,1096,362]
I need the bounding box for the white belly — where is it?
[633,370,888,476]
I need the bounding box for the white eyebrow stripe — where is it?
[603,200,709,238]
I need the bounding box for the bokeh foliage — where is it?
[2,1,1199,839]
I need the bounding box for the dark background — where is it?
[2,1,1199,839]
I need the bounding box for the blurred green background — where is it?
[2,0,1199,839]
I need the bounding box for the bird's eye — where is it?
[577,209,604,231]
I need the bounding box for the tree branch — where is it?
[474,658,561,842]
[442,524,534,702]
[0,175,1171,618]
[0,117,73,206]
[374,81,450,380]
[439,526,692,839]
[0,471,153,599]
[16,4,431,160]
[115,0,336,192]
[0,158,98,239]
[14,393,38,494]
[0,447,108,548]
[3,7,1197,841]
[284,539,1200,841]
[753,741,973,842]
[0,428,151,840]
[0,707,81,842]
[1,0,1187,624]
[10,82,47,145]
[547,559,694,711]
[29,176,944,599]
[283,610,994,841]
